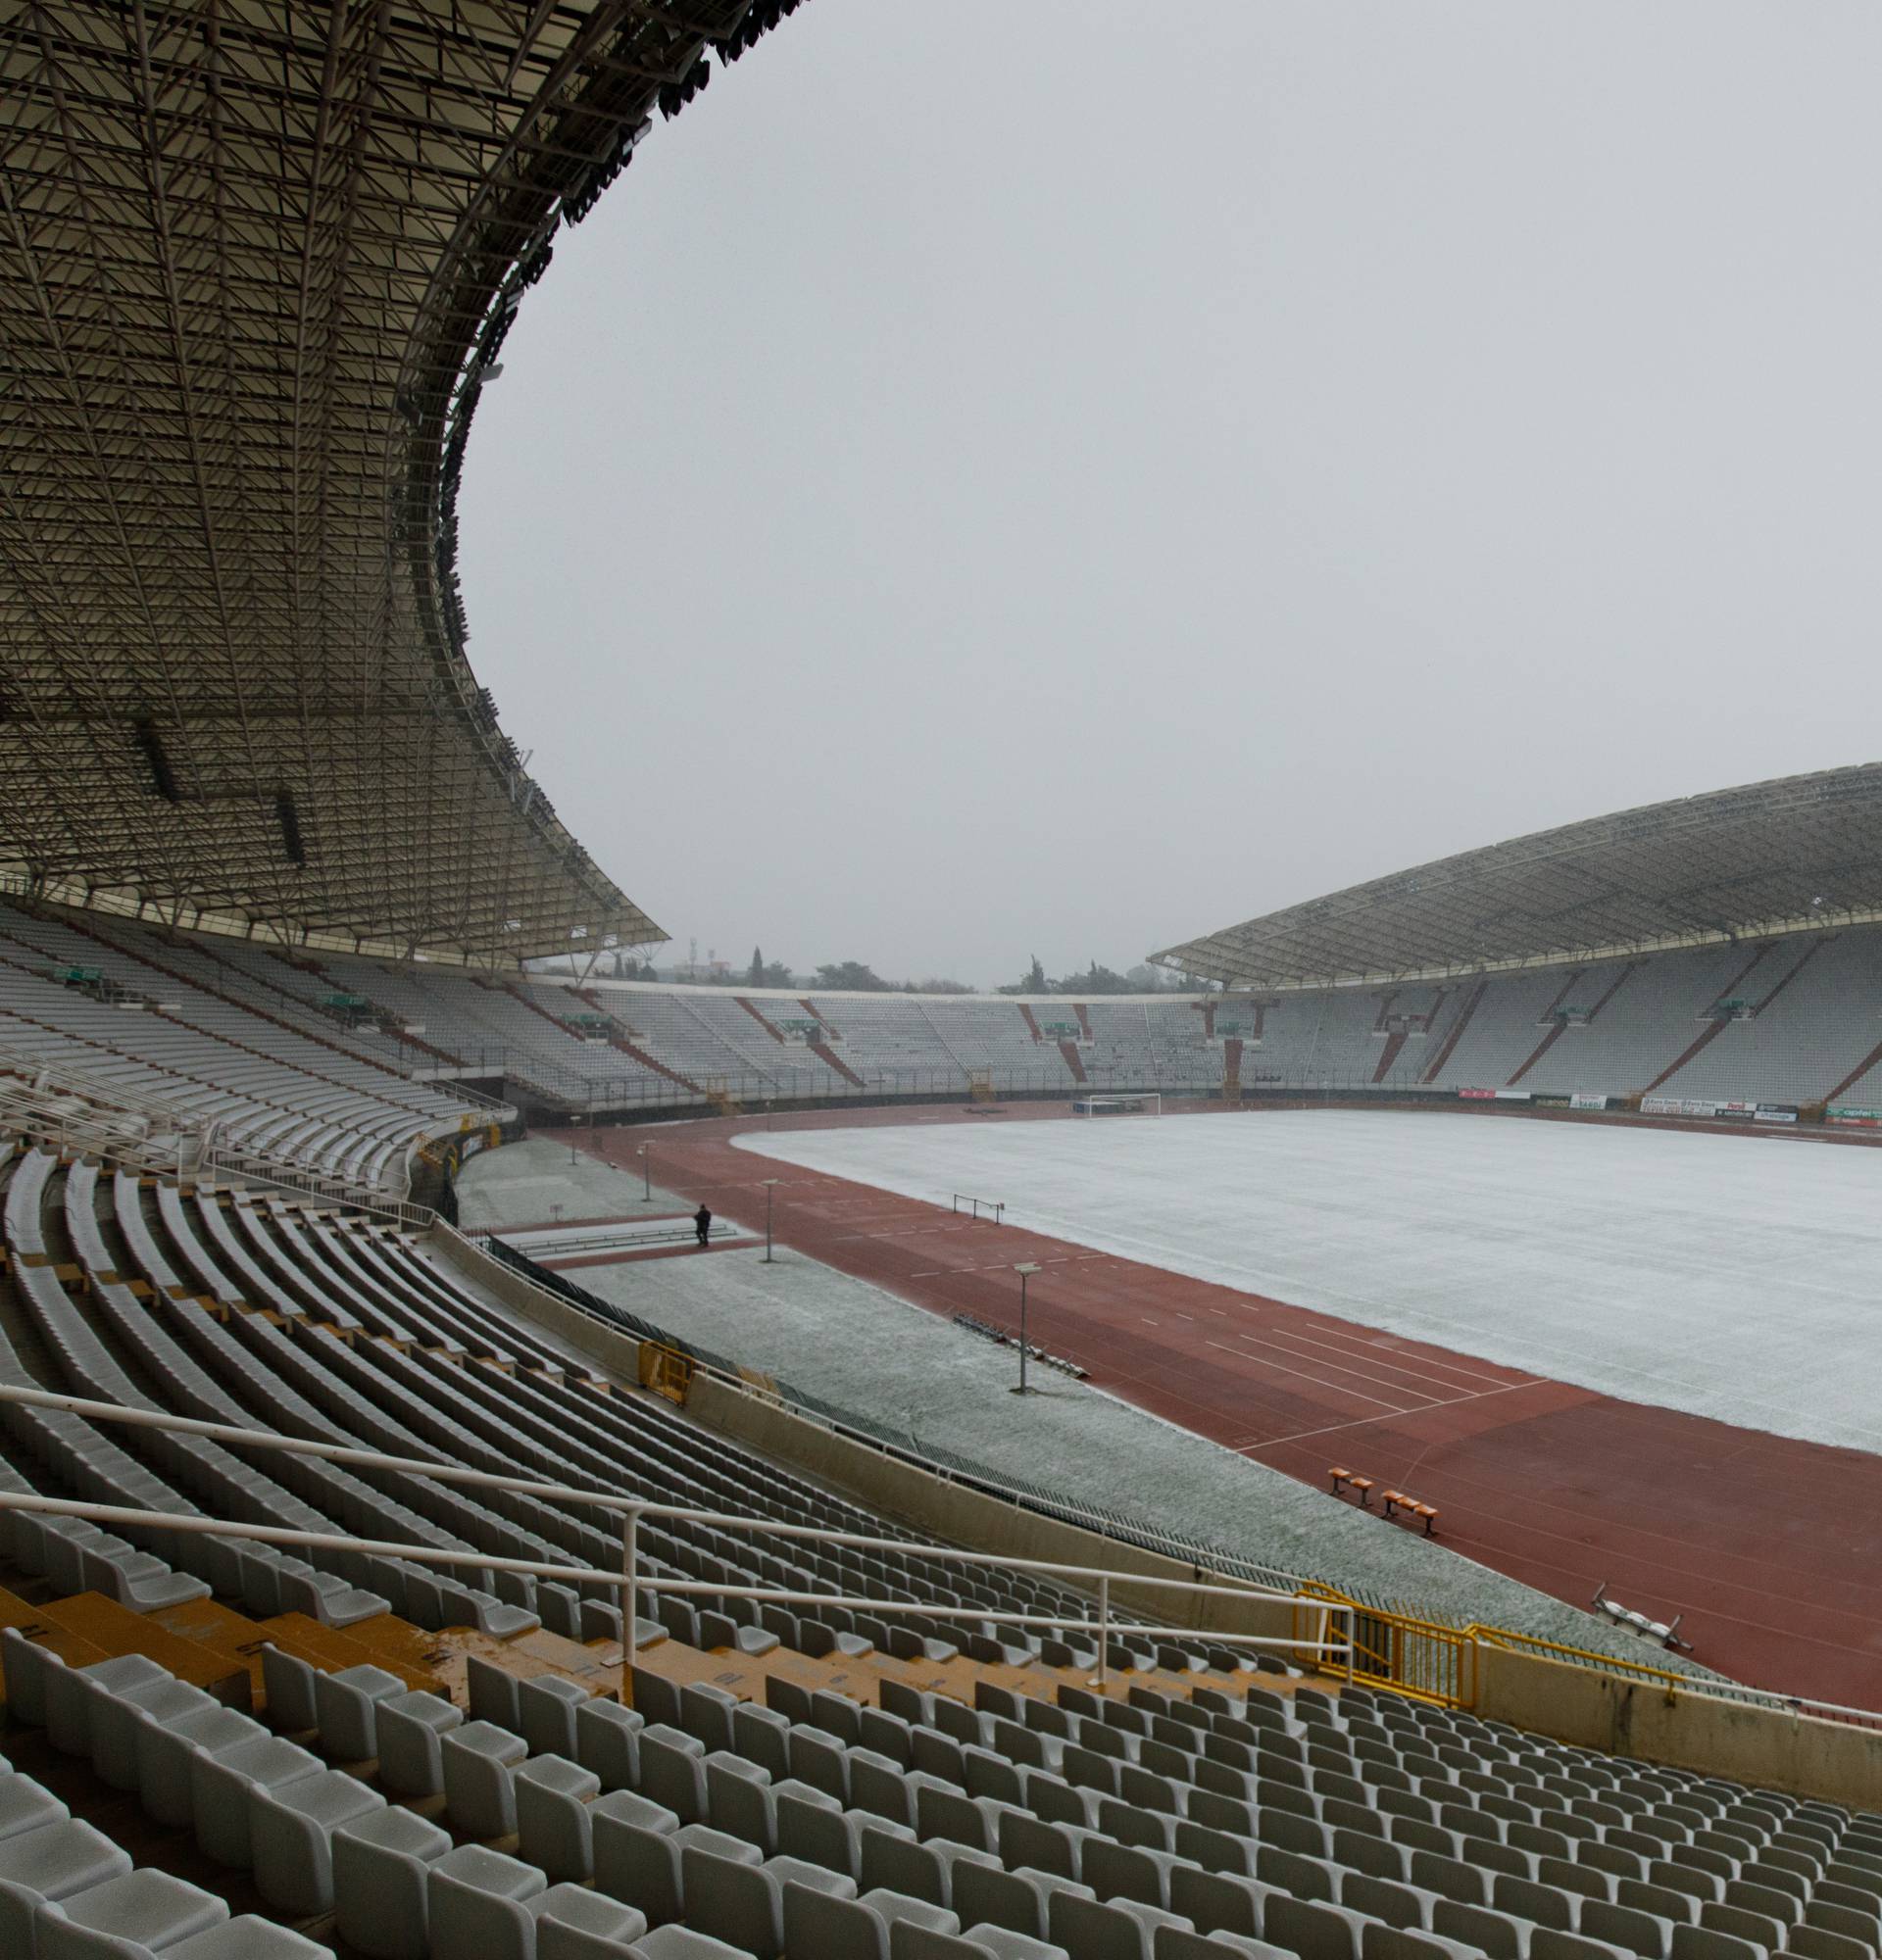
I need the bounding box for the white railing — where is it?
[0,1048,213,1180]
[0,1383,1349,1689]
[200,1145,436,1226]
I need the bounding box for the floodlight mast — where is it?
[1012,1263,1042,1396]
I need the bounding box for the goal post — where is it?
[1071,1093,1161,1118]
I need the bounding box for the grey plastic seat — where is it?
[862,1827,952,1908]
[375,1690,462,1798]
[333,1804,454,1960]
[684,1684,742,1753]
[261,1646,320,1734]
[1043,1889,1176,1960]
[1582,1898,1674,1958]
[891,1924,1068,1960]
[166,1921,329,1957]
[1,1629,58,1727]
[1347,1875,1446,1936]
[857,1754,921,1827]
[1265,1894,1373,1960]
[734,1704,795,1783]
[632,1667,685,1730]
[641,1726,711,1823]
[91,1678,214,1795]
[520,1675,591,1760]
[47,1652,170,1760]
[517,1755,602,1884]
[427,1844,550,1960]
[596,1812,757,1929]
[468,1654,522,1731]
[0,1818,133,1952]
[699,1609,781,1656]
[251,1766,387,1913]
[193,1732,325,1868]
[1087,1838,1183,1909]
[0,1774,68,1845]
[33,1868,227,1959]
[685,1846,857,1960]
[707,1759,786,1853]
[576,1697,645,1792]
[315,1662,404,1761]
[1157,1930,1292,1960]
[444,1720,529,1838]
[791,1726,854,1804]
[955,1864,1092,1940]
[1533,1934,1638,1960]
[535,1886,647,1960]
[784,1881,961,1960]
[137,1705,266,1829]
[1431,1899,1529,1959]
[629,1930,754,1960]
[1494,1876,1579,1933]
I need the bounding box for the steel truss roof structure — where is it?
[1155,764,1882,991]
[1,0,781,963]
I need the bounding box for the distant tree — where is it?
[1124,963,1168,993]
[816,960,890,992]
[998,955,1053,996]
[1060,961,1134,996]
[918,977,973,994]
[757,959,794,990]
[749,946,764,987]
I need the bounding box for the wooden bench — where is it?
[1329,1466,1374,1505]
[1381,1490,1439,1535]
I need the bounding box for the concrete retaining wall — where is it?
[426,1224,645,1382]
[1478,1644,1882,1806]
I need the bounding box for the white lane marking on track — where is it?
[1205,1340,1411,1413]
[1238,1378,1546,1450]
[1230,1329,1453,1403]
[1255,1319,1518,1392]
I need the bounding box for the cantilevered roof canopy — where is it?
[0,0,778,963]
[1154,764,1882,991]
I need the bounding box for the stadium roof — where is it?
[1153,763,1882,991]
[0,0,779,964]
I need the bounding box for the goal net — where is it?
[1071,1093,1161,1117]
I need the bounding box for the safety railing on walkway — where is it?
[0,1383,1350,1690]
[1296,1583,1478,1709]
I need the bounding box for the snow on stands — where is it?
[736,1107,1882,1456]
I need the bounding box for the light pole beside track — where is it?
[763,1179,780,1263]
[636,1145,650,1200]
[1011,1263,1041,1396]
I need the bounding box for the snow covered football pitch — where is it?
[736,1108,1882,1456]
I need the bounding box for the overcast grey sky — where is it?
[462,3,1882,989]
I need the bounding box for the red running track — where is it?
[554,1102,1882,1709]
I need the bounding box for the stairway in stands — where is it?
[570,989,702,1093]
[795,1000,867,1088]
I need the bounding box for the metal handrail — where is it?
[200,1146,437,1225]
[0,1383,1350,1690]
